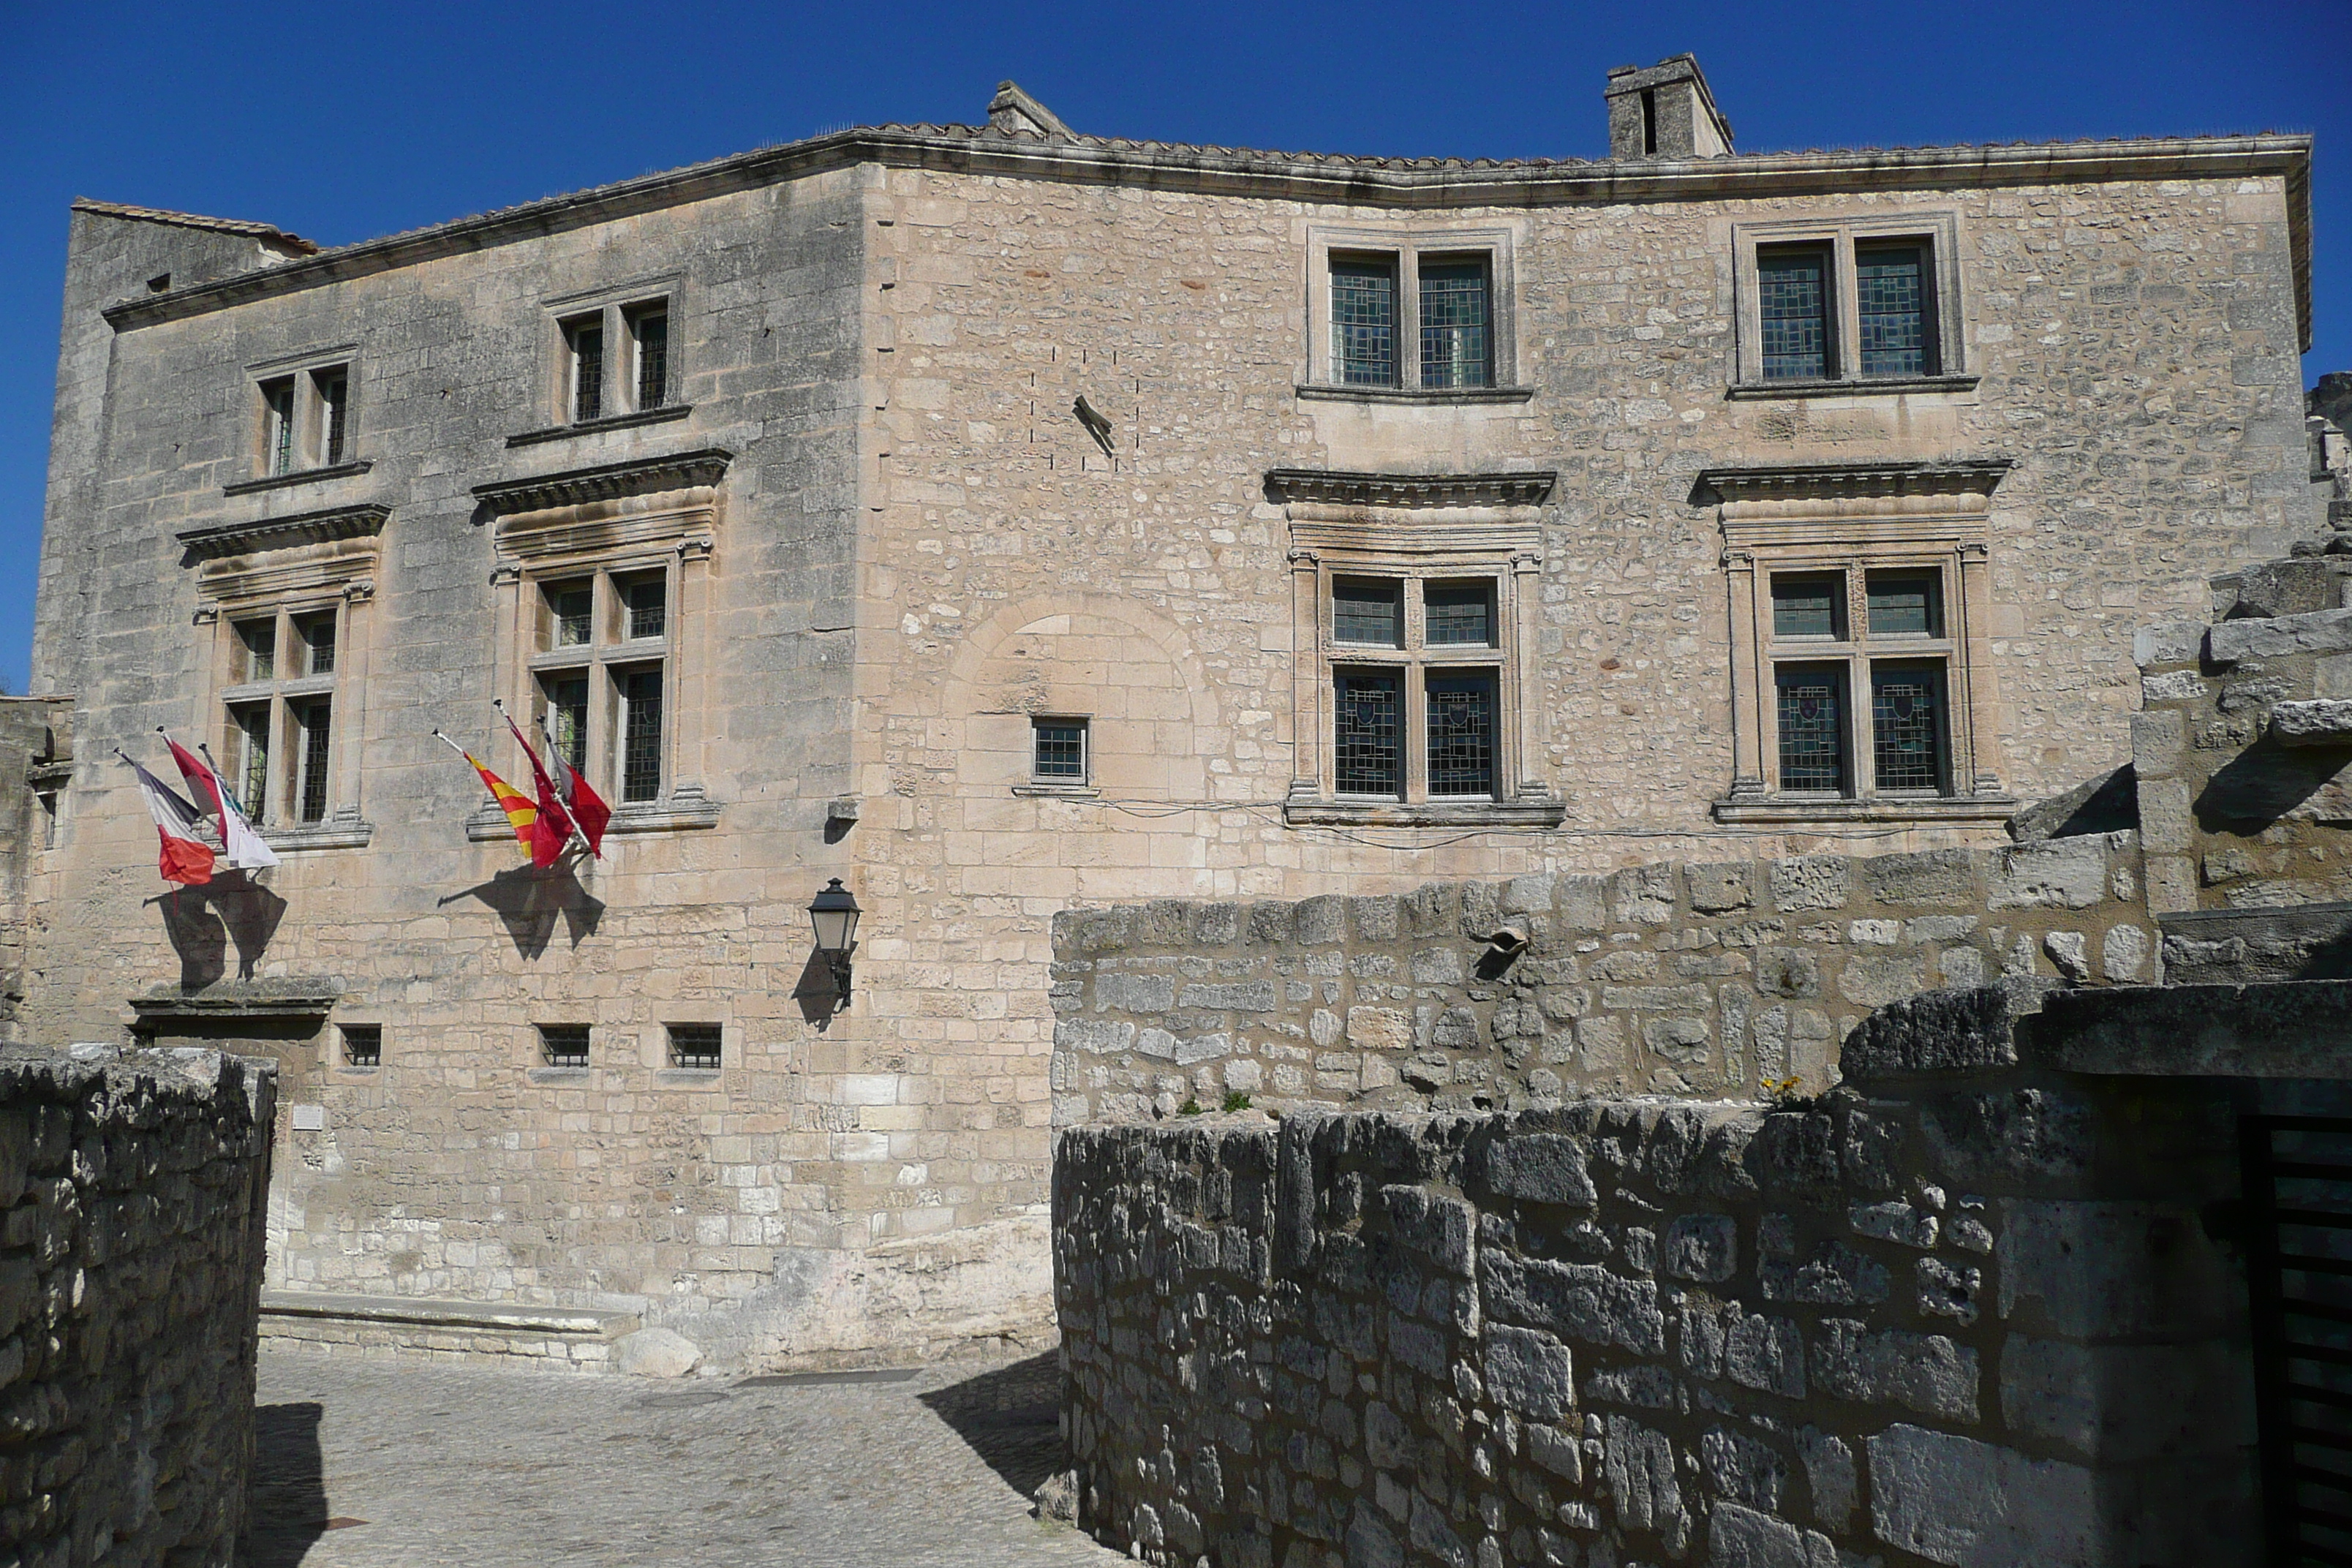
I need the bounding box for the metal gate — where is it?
[2244,1115,2352,1565]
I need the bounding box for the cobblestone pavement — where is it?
[243,1347,1126,1568]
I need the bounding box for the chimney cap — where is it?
[987,80,1074,139]
[1602,53,1733,156]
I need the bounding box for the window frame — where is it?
[1728,213,1969,393]
[1301,225,1523,401]
[1754,559,1962,800]
[1030,716,1091,785]
[339,1023,382,1068]
[243,348,361,483]
[214,600,347,829]
[523,562,676,809]
[540,279,685,429]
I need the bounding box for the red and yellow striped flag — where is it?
[467,752,540,844]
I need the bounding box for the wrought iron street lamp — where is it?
[807,878,861,1009]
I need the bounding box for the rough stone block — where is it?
[1997,1199,2235,1338]
[1988,837,2107,911]
[2207,607,2352,666]
[1096,972,1176,1014]
[1662,1214,1735,1282]
[616,1326,701,1379]
[1862,848,1975,907]
[1483,1324,1574,1420]
[1612,864,1677,925]
[2133,622,2205,666]
[1686,862,1755,914]
[1867,1423,2094,1567]
[1809,1320,1979,1421]
[1482,1251,1665,1356]
[1798,1427,1855,1530]
[1770,856,1850,913]
[1473,1132,1597,1207]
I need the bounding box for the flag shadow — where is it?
[440,857,603,959]
[151,872,289,989]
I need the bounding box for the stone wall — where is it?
[1052,981,2261,1568]
[0,1044,276,1567]
[1049,837,2151,1123]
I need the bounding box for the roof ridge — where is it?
[72,197,318,255]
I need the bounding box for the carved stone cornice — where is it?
[177,503,391,562]
[472,448,733,518]
[1695,459,2013,508]
[1265,468,1556,510]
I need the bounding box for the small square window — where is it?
[1425,581,1496,647]
[1775,664,1849,793]
[539,1024,590,1068]
[235,619,276,682]
[341,1024,381,1067]
[1033,718,1088,780]
[622,575,666,641]
[296,611,336,675]
[1866,571,1941,637]
[1333,578,1403,647]
[667,1024,721,1070]
[546,580,593,648]
[1771,574,1846,641]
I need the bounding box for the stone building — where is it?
[20,57,2323,1366]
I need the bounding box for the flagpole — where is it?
[535,715,598,861]
[494,701,590,864]
[195,742,246,819]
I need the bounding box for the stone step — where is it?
[259,1289,642,1372]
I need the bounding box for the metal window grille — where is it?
[2242,1115,2352,1567]
[1771,576,1844,640]
[1866,571,1940,637]
[1427,675,1497,796]
[233,705,270,822]
[1425,581,1495,647]
[1870,665,1945,793]
[301,614,336,676]
[1775,667,1846,792]
[1033,720,1087,780]
[264,380,296,475]
[1758,249,1831,380]
[545,676,589,774]
[297,700,331,823]
[621,668,663,803]
[317,371,349,464]
[551,584,592,647]
[668,1025,721,1070]
[1857,246,1929,377]
[237,619,275,682]
[1333,578,1403,646]
[570,323,604,422]
[633,312,669,410]
[539,1025,590,1068]
[1334,674,1402,795]
[341,1025,381,1067]
[1332,260,1398,386]
[625,578,666,641]
[1419,262,1492,390]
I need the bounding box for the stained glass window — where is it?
[232,704,270,822]
[1333,259,1398,386]
[1335,673,1402,795]
[549,582,592,647]
[625,576,666,641]
[296,698,332,823]
[1858,246,1929,377]
[1420,260,1491,390]
[1759,248,1831,380]
[1033,719,1087,780]
[543,676,589,774]
[1427,674,1497,796]
[1425,581,1496,647]
[1776,666,1847,792]
[1771,575,1844,641]
[620,668,663,803]
[1872,664,1945,792]
[1333,578,1403,647]
[1866,572,1940,637]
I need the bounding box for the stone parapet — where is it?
[1049,837,2151,1123]
[0,1043,276,1567]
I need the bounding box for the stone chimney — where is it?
[987,80,1072,139]
[1605,55,1733,159]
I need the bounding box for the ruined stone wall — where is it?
[0,1044,276,1567]
[1049,838,2152,1123]
[1052,987,2256,1568]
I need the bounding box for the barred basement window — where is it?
[1032,717,1088,781]
[341,1024,381,1067]
[1331,257,1398,387]
[629,304,669,410]
[1775,665,1848,793]
[1417,258,1492,391]
[667,1024,721,1070]
[564,314,604,422]
[539,1024,590,1068]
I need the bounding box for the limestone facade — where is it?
[20,62,2321,1362]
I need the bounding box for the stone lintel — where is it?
[130,988,340,1025]
[176,503,391,562]
[2206,607,2352,666]
[1697,458,2013,508]
[1282,798,1567,829]
[220,459,375,497]
[1264,468,1556,510]
[1712,795,2017,826]
[472,448,734,518]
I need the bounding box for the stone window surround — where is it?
[1707,459,2017,826]
[529,272,685,435]
[1725,211,1977,397]
[1017,715,1096,798]
[180,502,385,851]
[472,450,730,837]
[238,343,361,490]
[1271,468,1564,827]
[1297,222,1530,404]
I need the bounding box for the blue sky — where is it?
[2,0,2343,696]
